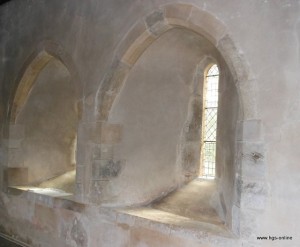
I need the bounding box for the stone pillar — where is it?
[233,119,267,246]
[75,121,124,204]
[75,122,91,202]
[2,124,28,188]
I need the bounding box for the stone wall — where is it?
[0,0,299,246]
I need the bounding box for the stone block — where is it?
[145,10,164,29]
[130,226,185,247]
[58,209,74,240]
[92,159,124,179]
[98,207,117,223]
[148,220,171,235]
[89,222,130,247]
[76,141,93,164]
[188,6,227,45]
[6,196,34,222]
[4,167,28,186]
[92,144,114,160]
[75,183,84,200]
[122,30,156,66]
[168,224,232,246]
[29,191,55,208]
[237,119,262,142]
[98,95,116,121]
[76,166,85,183]
[134,216,151,228]
[147,20,171,37]
[53,197,85,213]
[116,212,135,227]
[145,10,172,37]
[164,4,192,21]
[169,224,204,242]
[90,122,123,144]
[89,180,109,203]
[33,204,58,235]
[77,122,90,142]
[109,63,130,95]
[101,61,130,95]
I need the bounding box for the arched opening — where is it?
[94,27,239,230]
[90,3,263,236]
[5,55,78,196]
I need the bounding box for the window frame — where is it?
[200,63,220,178]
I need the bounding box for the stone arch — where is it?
[96,3,257,121]
[9,40,82,123]
[92,3,266,236]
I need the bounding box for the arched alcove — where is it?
[5,47,81,195]
[101,28,238,228]
[108,28,214,203]
[18,58,77,189]
[81,3,266,236]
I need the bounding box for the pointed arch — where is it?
[9,41,82,123]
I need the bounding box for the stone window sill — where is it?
[7,186,84,212]
[7,186,237,245]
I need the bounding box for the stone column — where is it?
[2,124,28,189]
[75,121,124,204]
[234,119,267,246]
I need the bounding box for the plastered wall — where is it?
[0,0,300,246]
